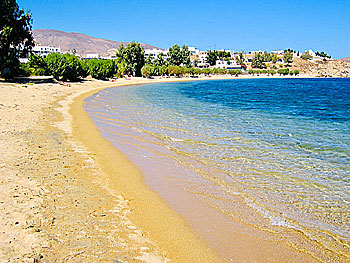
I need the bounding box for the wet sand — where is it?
[0,74,323,262]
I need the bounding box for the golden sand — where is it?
[0,74,324,262]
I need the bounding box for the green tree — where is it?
[168,45,182,66]
[154,53,167,67]
[283,51,293,65]
[45,53,84,81]
[262,52,272,62]
[271,54,279,64]
[26,54,48,76]
[277,68,290,75]
[116,42,145,76]
[86,59,117,79]
[0,0,34,79]
[168,45,191,66]
[301,52,313,60]
[206,51,218,66]
[235,52,246,66]
[252,53,266,69]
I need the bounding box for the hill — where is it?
[32,29,162,57]
[339,57,350,63]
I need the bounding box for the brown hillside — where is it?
[32,29,162,57]
[339,57,350,63]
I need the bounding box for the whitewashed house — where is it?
[32,45,61,57]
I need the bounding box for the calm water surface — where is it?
[85,78,350,261]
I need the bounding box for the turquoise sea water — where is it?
[85,78,350,261]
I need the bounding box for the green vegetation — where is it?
[85,59,118,79]
[206,50,231,66]
[251,53,267,69]
[167,45,191,67]
[45,53,86,81]
[277,68,290,75]
[283,51,293,65]
[115,42,145,77]
[301,52,313,60]
[140,64,242,78]
[0,0,34,79]
[235,52,246,66]
[316,51,331,59]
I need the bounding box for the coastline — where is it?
[0,74,336,262]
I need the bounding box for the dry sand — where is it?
[0,76,229,262]
[0,74,325,262]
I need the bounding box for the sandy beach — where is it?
[0,74,332,262]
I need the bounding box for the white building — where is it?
[85,53,99,59]
[188,46,200,56]
[144,48,167,60]
[196,51,209,68]
[214,59,242,69]
[32,45,61,57]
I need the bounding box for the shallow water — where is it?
[85,78,350,261]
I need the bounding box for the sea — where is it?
[84,78,350,262]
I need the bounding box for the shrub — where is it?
[277,68,290,75]
[86,59,117,79]
[45,53,84,81]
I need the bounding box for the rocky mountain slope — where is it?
[293,58,350,77]
[32,29,162,57]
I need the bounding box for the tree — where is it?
[277,68,290,75]
[206,51,218,66]
[262,52,272,62]
[154,53,167,67]
[26,54,48,76]
[168,44,191,66]
[168,45,182,66]
[45,53,85,81]
[0,0,34,79]
[283,51,293,65]
[180,45,191,67]
[85,59,118,79]
[271,54,279,64]
[252,53,266,69]
[301,52,313,60]
[115,42,145,76]
[235,52,246,66]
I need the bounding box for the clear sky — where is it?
[18,0,350,59]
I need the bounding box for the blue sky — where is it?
[18,0,350,59]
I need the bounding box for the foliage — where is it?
[271,54,279,63]
[45,53,85,81]
[167,45,191,66]
[316,51,331,58]
[301,52,313,60]
[115,42,145,76]
[235,52,246,66]
[154,53,167,67]
[85,59,118,79]
[261,52,272,62]
[277,68,290,75]
[251,53,267,69]
[294,70,300,75]
[228,69,242,76]
[206,51,218,66]
[0,0,34,79]
[283,51,293,65]
[25,54,49,76]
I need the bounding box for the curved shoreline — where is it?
[1,75,341,262]
[70,79,223,262]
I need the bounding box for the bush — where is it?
[294,70,300,75]
[277,68,290,75]
[45,53,85,81]
[85,59,117,79]
[228,69,242,76]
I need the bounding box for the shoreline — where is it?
[0,74,343,262]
